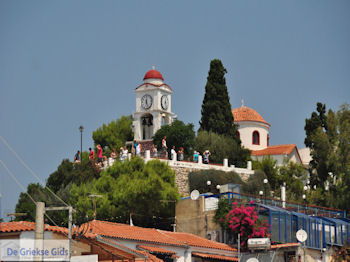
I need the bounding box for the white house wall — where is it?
[104,238,236,262]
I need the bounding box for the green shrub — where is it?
[188,169,243,194]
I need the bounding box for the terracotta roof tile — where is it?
[83,220,236,252]
[137,250,164,262]
[0,221,96,239]
[251,144,296,156]
[0,221,35,233]
[232,106,270,126]
[161,231,237,252]
[85,220,185,247]
[87,237,163,262]
[137,245,176,255]
[192,252,238,261]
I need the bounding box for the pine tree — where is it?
[199,59,238,140]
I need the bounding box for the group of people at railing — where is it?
[73,136,213,167]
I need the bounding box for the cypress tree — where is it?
[199,59,238,140]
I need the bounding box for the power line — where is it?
[0,160,71,239]
[0,160,37,205]
[0,135,69,207]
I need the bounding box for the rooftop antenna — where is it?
[89,194,103,220]
[152,65,156,70]
[241,98,245,107]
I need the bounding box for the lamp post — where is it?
[206,180,211,193]
[259,190,263,203]
[79,125,84,161]
[263,178,268,204]
[303,185,308,214]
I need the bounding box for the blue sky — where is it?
[1,0,349,219]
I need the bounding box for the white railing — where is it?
[101,150,254,176]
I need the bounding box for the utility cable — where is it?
[0,160,71,239]
[0,160,37,205]
[0,135,69,207]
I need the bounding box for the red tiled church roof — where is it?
[232,106,270,126]
[251,144,297,156]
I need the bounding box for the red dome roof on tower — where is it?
[143,69,164,81]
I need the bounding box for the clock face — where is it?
[141,94,153,110]
[161,95,169,110]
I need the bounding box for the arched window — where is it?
[252,131,260,145]
[267,134,270,146]
[236,131,240,140]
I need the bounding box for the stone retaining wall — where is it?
[167,161,254,196]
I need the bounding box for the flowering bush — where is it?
[225,201,269,248]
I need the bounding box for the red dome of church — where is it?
[143,69,164,80]
[232,106,270,126]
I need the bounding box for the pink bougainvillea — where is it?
[225,201,269,248]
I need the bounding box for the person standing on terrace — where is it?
[177,147,184,161]
[161,136,168,158]
[89,147,95,161]
[203,150,211,164]
[96,144,103,166]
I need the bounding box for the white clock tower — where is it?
[133,68,176,141]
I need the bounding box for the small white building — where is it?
[232,105,308,166]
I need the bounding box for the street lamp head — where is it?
[303,185,308,191]
[79,125,84,132]
[206,180,211,186]
[259,190,264,196]
[302,194,306,200]
[263,179,268,184]
[216,185,221,190]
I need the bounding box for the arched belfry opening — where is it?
[141,114,153,140]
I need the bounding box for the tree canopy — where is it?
[195,131,250,167]
[199,59,239,140]
[46,158,100,192]
[304,103,350,210]
[92,115,133,152]
[70,158,179,230]
[188,169,243,194]
[153,120,195,157]
[15,157,179,230]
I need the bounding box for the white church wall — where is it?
[237,121,270,151]
[252,155,286,166]
[289,148,302,164]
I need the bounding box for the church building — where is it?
[232,105,305,166]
